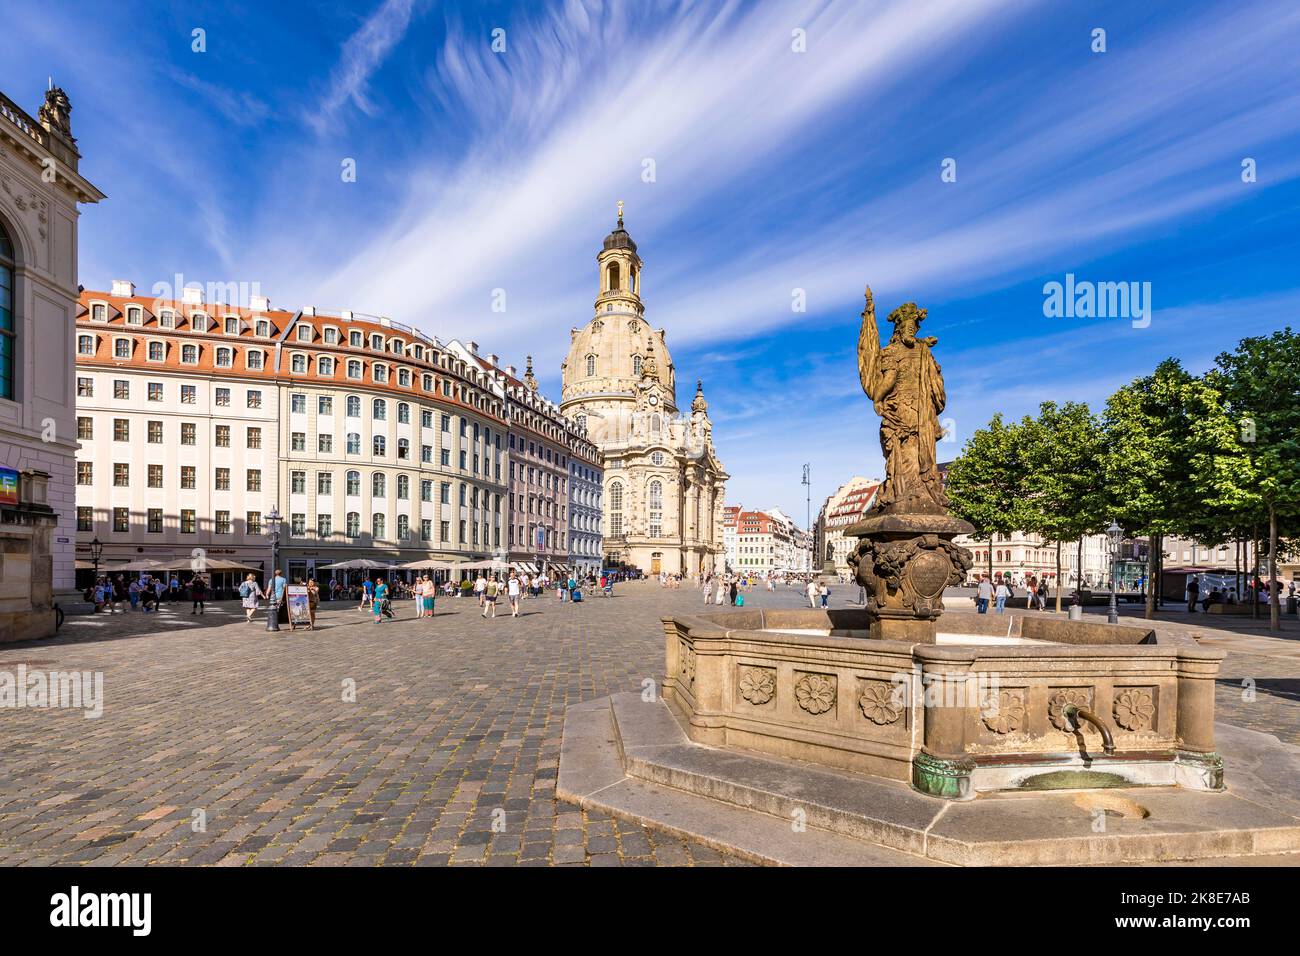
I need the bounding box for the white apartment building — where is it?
[814,476,880,575]
[74,287,513,586]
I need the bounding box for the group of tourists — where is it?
[344,569,617,624]
[88,573,215,615]
[973,574,1051,614]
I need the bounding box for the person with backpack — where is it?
[373,578,393,623]
[190,575,207,615]
[239,573,264,623]
[1037,578,1050,611]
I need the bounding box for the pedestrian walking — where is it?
[805,578,818,609]
[190,575,207,615]
[994,579,1009,614]
[1186,577,1200,613]
[239,573,264,623]
[482,576,499,619]
[475,574,488,608]
[306,579,320,629]
[507,572,521,617]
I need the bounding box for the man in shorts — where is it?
[482,575,500,619]
[507,572,521,617]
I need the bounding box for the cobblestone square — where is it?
[1,582,1295,866]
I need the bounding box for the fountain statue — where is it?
[847,288,973,642]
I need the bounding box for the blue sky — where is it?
[5,0,1299,524]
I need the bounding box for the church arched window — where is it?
[648,480,663,510]
[607,261,620,292]
[609,481,623,511]
[585,354,596,377]
[633,354,642,377]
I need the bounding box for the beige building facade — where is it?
[0,85,103,639]
[560,211,727,577]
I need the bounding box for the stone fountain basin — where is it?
[660,607,1224,797]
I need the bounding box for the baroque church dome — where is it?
[561,207,676,411]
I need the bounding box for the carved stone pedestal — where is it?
[845,512,974,644]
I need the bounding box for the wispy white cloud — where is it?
[307,0,419,135]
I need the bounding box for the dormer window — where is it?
[216,347,233,368]
[323,327,339,345]
[256,319,272,337]
[191,312,209,331]
[91,302,108,322]
[291,353,307,374]
[147,341,165,362]
[113,337,131,359]
[373,364,388,383]
[158,309,175,328]
[349,330,362,348]
[224,316,240,335]
[370,334,383,351]
[412,345,423,360]
[181,344,199,364]
[390,339,403,354]
[347,360,362,379]
[398,368,411,387]
[126,306,143,325]
[319,356,335,376]
[296,324,312,342]
[422,374,433,391]
[246,349,264,370]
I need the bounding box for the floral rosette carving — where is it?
[1113,688,1155,732]
[981,689,1025,735]
[794,673,836,716]
[858,680,903,725]
[739,667,776,706]
[1048,688,1094,732]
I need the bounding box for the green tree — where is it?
[1018,401,1109,611]
[1102,359,1239,619]
[1209,329,1300,630]
[946,413,1029,581]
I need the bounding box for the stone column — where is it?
[912,647,977,799]
[1173,648,1225,791]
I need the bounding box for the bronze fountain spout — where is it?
[1063,703,1116,756]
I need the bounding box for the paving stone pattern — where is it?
[0,581,1294,865]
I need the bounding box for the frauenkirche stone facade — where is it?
[560,208,726,577]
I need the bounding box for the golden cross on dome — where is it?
[617,200,624,222]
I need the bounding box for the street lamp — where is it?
[89,536,103,585]
[265,505,282,632]
[1107,519,1123,625]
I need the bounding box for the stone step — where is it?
[558,697,940,866]
[562,693,1300,866]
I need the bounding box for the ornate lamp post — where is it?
[89,536,103,581]
[1107,519,1123,625]
[265,505,282,632]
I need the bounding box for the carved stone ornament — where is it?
[858,679,903,725]
[1113,687,1155,732]
[738,666,776,706]
[1048,688,1095,732]
[981,689,1025,735]
[794,673,836,716]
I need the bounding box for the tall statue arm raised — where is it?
[858,286,882,400]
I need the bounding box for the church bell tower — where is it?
[596,200,644,317]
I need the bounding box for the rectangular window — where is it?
[181,466,196,489]
[247,511,262,535]
[291,513,306,536]
[440,482,450,505]
[421,480,432,502]
[318,472,333,495]
[247,469,262,492]
[147,420,162,443]
[181,510,197,533]
[113,508,129,532]
[291,432,306,452]
[148,382,163,401]
[181,384,196,404]
[180,422,196,445]
[421,444,432,464]
[147,509,163,533]
[318,396,333,415]
[440,520,449,542]
[215,467,230,491]
[215,387,231,407]
[247,389,263,409]
[147,464,163,488]
[291,393,306,414]
[113,463,129,487]
[247,427,262,449]
[215,425,230,447]
[77,377,93,397]
[291,471,306,494]
[77,461,93,485]
[317,514,332,537]
[318,434,333,453]
[77,417,93,440]
[215,511,231,535]
[114,380,129,400]
[77,506,93,531]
